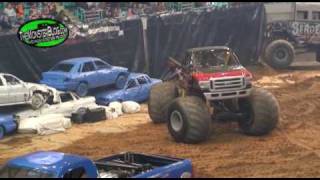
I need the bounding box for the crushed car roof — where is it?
[59,57,102,64]
[6,151,91,174]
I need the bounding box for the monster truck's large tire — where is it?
[167,96,212,144]
[31,93,45,110]
[148,82,178,124]
[264,39,295,69]
[238,88,279,136]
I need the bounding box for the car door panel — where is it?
[124,79,141,102]
[81,61,98,88]
[3,75,29,104]
[0,77,9,104]
[94,60,113,86]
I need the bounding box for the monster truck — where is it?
[0,151,193,178]
[262,3,320,69]
[148,46,280,144]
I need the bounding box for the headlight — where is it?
[198,81,210,90]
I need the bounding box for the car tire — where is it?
[264,39,295,69]
[238,88,279,136]
[71,108,89,124]
[31,93,45,110]
[84,108,106,123]
[167,96,212,144]
[76,82,89,97]
[115,74,128,89]
[148,82,179,124]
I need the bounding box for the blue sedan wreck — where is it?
[0,115,17,140]
[40,57,129,97]
[95,73,162,105]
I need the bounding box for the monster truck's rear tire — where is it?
[167,96,212,144]
[238,88,279,136]
[76,82,89,97]
[148,82,178,124]
[31,93,45,110]
[264,39,295,69]
[0,126,5,139]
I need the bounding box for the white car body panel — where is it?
[0,73,58,107]
[18,114,71,135]
[14,91,100,121]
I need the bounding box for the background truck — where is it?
[0,151,193,178]
[148,46,279,144]
[262,2,320,69]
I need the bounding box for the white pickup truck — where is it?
[0,73,57,109]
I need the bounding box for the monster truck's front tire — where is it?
[167,96,212,144]
[264,39,295,69]
[31,93,45,110]
[148,82,178,124]
[238,88,279,136]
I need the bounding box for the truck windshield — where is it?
[0,165,55,178]
[51,63,74,72]
[191,49,239,71]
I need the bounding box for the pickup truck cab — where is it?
[0,151,193,178]
[40,57,129,97]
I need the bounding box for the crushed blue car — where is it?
[0,114,17,140]
[0,151,193,178]
[95,73,162,105]
[40,57,129,97]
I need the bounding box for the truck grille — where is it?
[210,77,245,91]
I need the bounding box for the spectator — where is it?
[49,3,57,18]
[56,10,71,24]
[16,3,24,23]
[42,5,50,18]
[3,3,17,26]
[29,4,39,20]
[0,10,12,30]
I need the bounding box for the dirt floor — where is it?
[1,52,320,177]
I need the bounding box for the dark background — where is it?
[0,3,266,82]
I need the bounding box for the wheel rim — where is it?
[32,96,42,108]
[116,75,127,89]
[273,47,288,62]
[170,110,184,132]
[77,83,88,96]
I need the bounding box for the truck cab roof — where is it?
[6,151,97,177]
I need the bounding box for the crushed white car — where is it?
[14,91,101,121]
[18,114,72,135]
[0,73,58,109]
